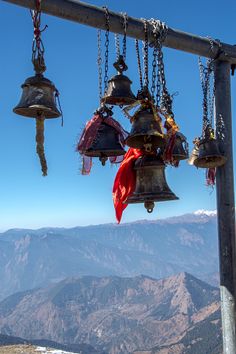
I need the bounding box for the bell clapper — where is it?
[144,201,155,213]
[99,155,108,166]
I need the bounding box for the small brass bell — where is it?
[126,107,165,151]
[13,74,61,119]
[126,154,178,213]
[194,126,226,168]
[194,138,226,168]
[188,144,199,166]
[101,55,136,106]
[84,121,126,165]
[172,132,189,161]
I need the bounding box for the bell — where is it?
[13,74,61,119]
[172,132,189,161]
[84,121,126,165]
[194,138,227,168]
[101,55,136,106]
[126,108,165,151]
[188,145,199,165]
[126,154,178,213]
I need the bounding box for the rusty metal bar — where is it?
[2,0,236,64]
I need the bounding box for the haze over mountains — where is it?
[0,273,222,354]
[0,210,219,300]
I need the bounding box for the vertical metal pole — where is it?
[215,60,236,353]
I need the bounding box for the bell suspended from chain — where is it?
[126,95,165,152]
[193,126,226,168]
[172,132,189,161]
[13,73,61,119]
[13,2,62,177]
[101,55,136,106]
[77,106,126,168]
[126,154,178,213]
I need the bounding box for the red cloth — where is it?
[112,148,143,224]
[206,167,216,186]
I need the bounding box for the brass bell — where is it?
[126,107,165,151]
[84,121,126,165]
[126,154,178,213]
[194,138,226,168]
[172,132,189,161]
[188,144,199,165]
[13,74,61,119]
[101,55,136,106]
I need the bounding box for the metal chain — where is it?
[114,33,120,60]
[97,29,103,102]
[198,57,214,137]
[143,19,149,89]
[103,7,110,95]
[135,39,143,90]
[122,12,128,60]
[148,19,169,107]
[30,0,47,74]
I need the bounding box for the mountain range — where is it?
[0,211,219,300]
[0,272,222,354]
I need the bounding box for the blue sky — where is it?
[0,0,235,230]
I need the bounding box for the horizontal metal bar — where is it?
[2,0,236,64]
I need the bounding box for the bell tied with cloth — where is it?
[113,148,178,223]
[77,106,127,174]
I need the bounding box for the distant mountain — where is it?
[0,212,219,300]
[0,273,221,354]
[0,332,103,354]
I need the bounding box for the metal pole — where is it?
[2,0,236,64]
[215,60,236,353]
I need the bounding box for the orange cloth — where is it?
[112,148,143,223]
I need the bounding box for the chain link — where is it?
[97,29,103,102]
[103,7,110,95]
[122,12,128,60]
[198,57,215,137]
[114,33,120,60]
[142,19,149,89]
[135,39,143,90]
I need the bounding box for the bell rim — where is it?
[101,96,136,106]
[13,105,61,119]
[84,149,126,157]
[193,155,227,168]
[125,193,179,204]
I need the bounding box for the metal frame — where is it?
[1,0,236,352]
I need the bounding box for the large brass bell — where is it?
[13,74,61,119]
[172,132,189,161]
[101,55,136,106]
[126,107,165,151]
[193,125,226,168]
[126,154,178,213]
[84,121,126,165]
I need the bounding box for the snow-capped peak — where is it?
[194,209,217,217]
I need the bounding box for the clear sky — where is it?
[0,0,235,230]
